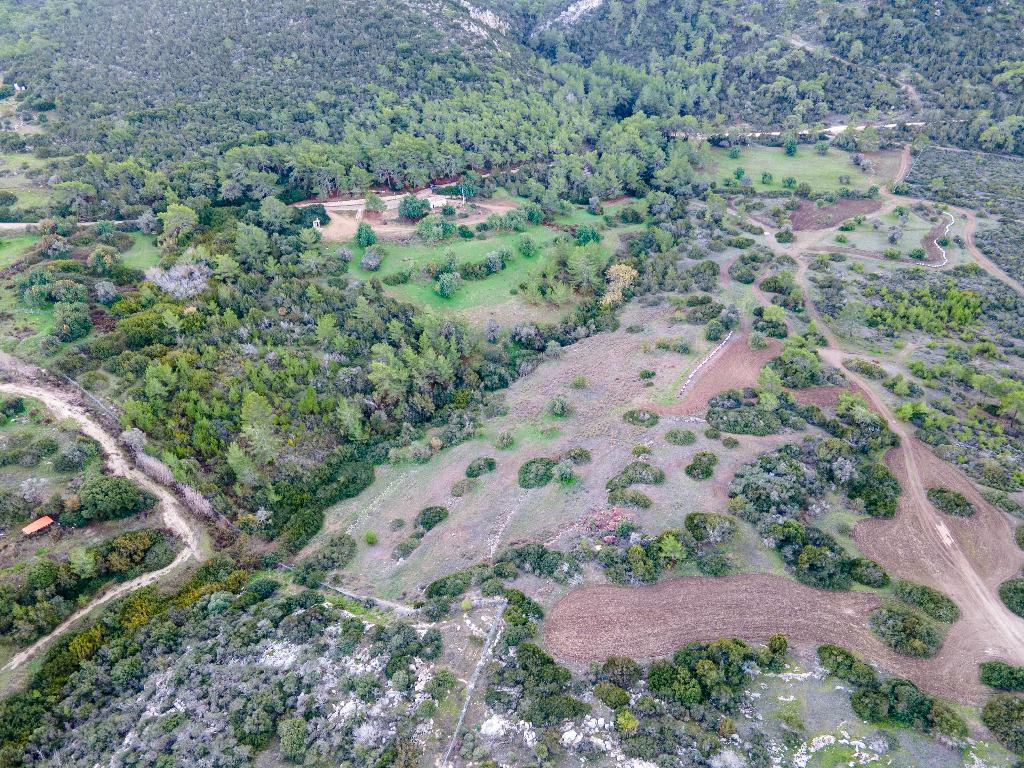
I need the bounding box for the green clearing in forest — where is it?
[119,233,162,271]
[704,146,878,193]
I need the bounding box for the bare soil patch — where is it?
[543,573,992,703]
[317,209,360,241]
[790,198,882,231]
[650,335,779,417]
[789,385,850,409]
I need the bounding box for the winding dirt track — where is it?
[0,362,204,677]
[545,157,1024,702]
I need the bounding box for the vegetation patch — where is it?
[518,458,557,489]
[982,694,1024,755]
[819,645,966,739]
[893,580,960,623]
[980,661,1024,692]
[465,456,496,478]
[926,487,974,517]
[684,451,718,480]
[999,578,1024,619]
[869,603,943,658]
[664,428,696,446]
[622,409,659,428]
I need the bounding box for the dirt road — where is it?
[0,366,204,676]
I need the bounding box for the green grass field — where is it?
[0,234,39,268]
[833,209,932,255]
[119,233,162,271]
[704,146,876,193]
[347,224,562,310]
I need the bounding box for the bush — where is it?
[63,475,155,526]
[982,694,1024,754]
[849,463,901,518]
[850,558,890,588]
[466,457,497,478]
[518,458,556,489]
[364,530,378,546]
[665,428,696,446]
[607,489,652,508]
[622,409,659,428]
[981,662,1024,691]
[547,395,573,417]
[293,533,356,586]
[434,272,462,298]
[495,431,515,450]
[817,645,878,687]
[416,506,449,532]
[685,451,718,480]
[870,603,943,657]
[594,681,630,709]
[569,375,587,389]
[606,461,665,491]
[450,478,477,497]
[894,580,960,623]
[999,579,1024,618]
[926,487,974,517]
[398,194,430,221]
[562,447,591,465]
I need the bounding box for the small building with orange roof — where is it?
[21,515,55,536]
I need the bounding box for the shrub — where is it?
[425,570,472,599]
[466,457,497,478]
[982,695,1024,754]
[606,461,666,491]
[398,194,430,221]
[607,489,652,508]
[364,530,378,546]
[602,656,643,688]
[775,229,794,244]
[850,558,890,588]
[435,272,462,298]
[849,463,901,518]
[63,475,155,526]
[981,662,1024,691]
[293,533,357,585]
[870,603,943,657]
[817,645,879,687]
[926,487,974,517]
[594,681,630,709]
[622,409,659,428]
[562,447,592,465]
[495,431,515,450]
[1017,525,1024,551]
[359,247,384,271]
[685,451,718,480]
[569,374,587,389]
[665,428,696,446]
[355,222,376,247]
[999,579,1024,618]
[518,458,556,489]
[450,478,476,497]
[547,395,573,417]
[894,580,960,623]
[416,506,449,531]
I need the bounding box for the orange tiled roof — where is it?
[21,515,55,535]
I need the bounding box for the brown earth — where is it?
[543,573,1000,703]
[790,198,883,231]
[788,384,850,409]
[649,335,780,417]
